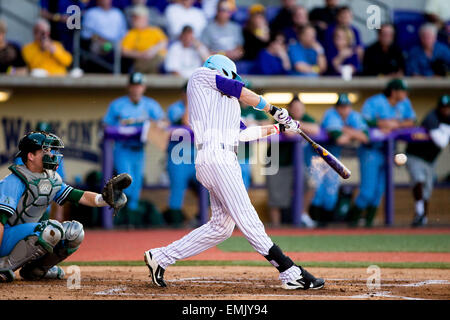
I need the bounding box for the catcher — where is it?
[0,131,131,282]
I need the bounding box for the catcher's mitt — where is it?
[102,173,132,215]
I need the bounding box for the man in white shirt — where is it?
[164,0,207,40]
[164,25,210,78]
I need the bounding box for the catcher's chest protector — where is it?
[8,165,62,226]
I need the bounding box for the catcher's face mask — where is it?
[41,133,64,171]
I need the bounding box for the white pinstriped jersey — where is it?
[187,67,241,147]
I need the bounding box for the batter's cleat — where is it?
[282,266,325,290]
[144,250,167,287]
[0,270,15,283]
[43,266,65,280]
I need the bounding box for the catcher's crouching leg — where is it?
[20,220,84,281]
[0,220,64,282]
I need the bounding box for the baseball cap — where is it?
[336,93,351,106]
[249,4,265,15]
[386,78,408,91]
[129,72,145,85]
[131,5,149,17]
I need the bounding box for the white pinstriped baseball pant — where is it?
[150,149,301,283]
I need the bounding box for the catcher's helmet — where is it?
[203,54,243,82]
[16,131,64,170]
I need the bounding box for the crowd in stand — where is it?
[0,0,449,77]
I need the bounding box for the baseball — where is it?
[395,153,407,166]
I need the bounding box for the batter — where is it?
[144,54,325,290]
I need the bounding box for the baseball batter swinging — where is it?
[144,54,324,290]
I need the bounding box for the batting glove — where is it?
[280,120,300,133]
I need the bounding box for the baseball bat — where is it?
[269,106,351,179]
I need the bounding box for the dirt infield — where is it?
[1,266,449,300]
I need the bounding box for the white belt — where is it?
[196,142,238,155]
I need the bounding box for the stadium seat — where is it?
[235,60,257,75]
[265,5,280,23]
[393,10,426,52]
[231,6,249,26]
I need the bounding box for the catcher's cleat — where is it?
[0,270,15,283]
[281,266,325,290]
[144,250,167,287]
[43,266,65,280]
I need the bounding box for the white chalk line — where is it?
[92,287,429,300]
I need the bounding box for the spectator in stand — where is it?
[164,25,210,78]
[0,20,27,75]
[124,0,167,30]
[309,94,369,227]
[283,5,309,45]
[201,0,243,61]
[326,25,359,76]
[39,0,90,52]
[22,19,73,76]
[270,0,297,35]
[164,0,207,40]
[407,23,450,77]
[255,32,291,75]
[347,79,416,228]
[242,4,270,61]
[202,0,235,21]
[405,94,450,227]
[362,23,406,77]
[424,0,450,45]
[121,5,168,74]
[266,97,320,227]
[288,24,327,76]
[309,0,340,44]
[81,0,127,72]
[324,6,363,64]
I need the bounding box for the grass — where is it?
[60,260,450,269]
[216,235,450,252]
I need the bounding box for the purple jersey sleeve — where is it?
[240,120,247,131]
[215,75,244,99]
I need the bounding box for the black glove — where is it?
[102,173,132,215]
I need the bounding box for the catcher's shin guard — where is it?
[20,221,84,280]
[264,244,295,273]
[0,220,64,280]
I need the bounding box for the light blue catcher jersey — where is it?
[361,93,416,126]
[0,170,73,225]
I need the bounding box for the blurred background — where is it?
[0,0,448,229]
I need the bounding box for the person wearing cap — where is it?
[309,93,369,226]
[242,4,270,61]
[103,72,166,227]
[405,95,450,227]
[121,4,168,74]
[347,79,416,227]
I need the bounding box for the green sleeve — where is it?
[0,210,10,225]
[365,119,378,128]
[65,188,85,204]
[328,130,343,141]
[301,113,316,123]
